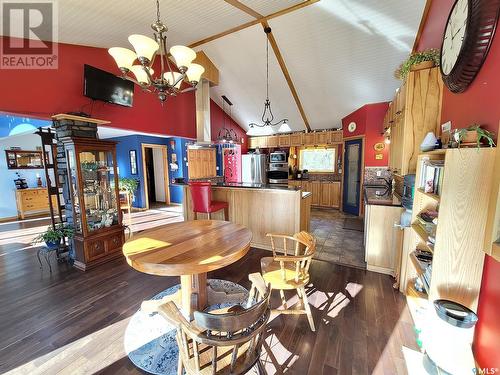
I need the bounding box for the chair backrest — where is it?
[189,181,212,213]
[119,191,131,207]
[159,273,270,375]
[267,231,317,281]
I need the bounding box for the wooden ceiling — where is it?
[36,0,426,132]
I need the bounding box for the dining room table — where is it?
[122,219,252,317]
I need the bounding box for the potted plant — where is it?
[395,48,440,81]
[32,224,74,249]
[452,124,496,148]
[119,177,139,196]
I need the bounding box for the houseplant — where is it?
[32,224,74,249]
[452,124,496,148]
[119,177,139,195]
[395,48,440,81]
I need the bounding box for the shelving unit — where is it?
[404,148,496,311]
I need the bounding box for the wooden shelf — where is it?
[409,252,426,276]
[406,279,428,299]
[416,188,440,202]
[411,223,434,253]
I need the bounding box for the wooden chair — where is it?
[158,273,271,375]
[261,231,316,331]
[119,190,132,225]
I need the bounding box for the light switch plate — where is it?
[376,170,382,177]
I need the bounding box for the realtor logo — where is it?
[1,0,58,69]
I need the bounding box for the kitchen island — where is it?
[179,182,311,250]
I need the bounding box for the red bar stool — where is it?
[189,181,229,220]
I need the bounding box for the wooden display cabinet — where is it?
[62,137,124,271]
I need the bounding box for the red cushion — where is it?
[208,201,229,213]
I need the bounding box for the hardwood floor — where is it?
[0,207,417,374]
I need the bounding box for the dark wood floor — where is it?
[0,240,417,375]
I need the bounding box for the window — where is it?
[299,148,336,172]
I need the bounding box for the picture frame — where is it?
[129,150,138,175]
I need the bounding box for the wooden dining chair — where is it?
[261,231,316,331]
[158,273,271,375]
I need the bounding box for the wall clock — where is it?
[440,0,500,93]
[348,121,357,133]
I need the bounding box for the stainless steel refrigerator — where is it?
[241,154,267,184]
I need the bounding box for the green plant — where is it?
[32,224,74,245]
[119,177,139,194]
[456,124,496,148]
[395,48,441,81]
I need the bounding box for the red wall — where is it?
[0,37,247,140]
[342,102,389,167]
[415,3,500,369]
[210,100,248,153]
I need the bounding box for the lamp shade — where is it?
[261,126,275,136]
[108,47,137,70]
[128,34,159,62]
[163,71,183,89]
[186,63,204,83]
[130,65,153,85]
[246,126,258,136]
[170,45,196,69]
[278,122,291,133]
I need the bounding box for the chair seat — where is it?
[261,257,309,290]
[208,201,228,213]
[183,339,258,375]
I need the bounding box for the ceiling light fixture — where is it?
[217,95,240,144]
[108,0,205,104]
[247,27,290,136]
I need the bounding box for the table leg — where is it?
[180,273,208,318]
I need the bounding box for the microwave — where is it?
[270,152,287,163]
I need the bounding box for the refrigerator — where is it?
[241,154,267,184]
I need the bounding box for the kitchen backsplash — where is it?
[364,167,392,185]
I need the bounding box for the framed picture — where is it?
[129,150,138,175]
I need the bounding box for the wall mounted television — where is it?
[83,64,134,107]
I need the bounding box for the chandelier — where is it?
[247,26,291,136]
[217,95,240,144]
[108,0,204,104]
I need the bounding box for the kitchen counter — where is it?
[180,183,311,249]
[364,185,402,207]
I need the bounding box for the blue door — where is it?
[343,139,363,216]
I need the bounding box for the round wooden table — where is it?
[123,220,252,317]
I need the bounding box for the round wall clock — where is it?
[348,121,357,133]
[440,0,500,93]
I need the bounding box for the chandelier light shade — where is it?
[108,47,137,71]
[170,45,197,71]
[247,26,289,135]
[108,0,204,104]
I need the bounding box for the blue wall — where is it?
[109,134,190,207]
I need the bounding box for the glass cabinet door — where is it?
[79,150,118,233]
[67,148,83,233]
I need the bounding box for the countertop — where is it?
[364,185,402,207]
[174,181,301,192]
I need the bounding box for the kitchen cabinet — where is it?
[288,180,340,208]
[387,67,443,175]
[278,134,290,147]
[364,203,404,275]
[266,135,279,148]
[290,133,303,146]
[311,181,321,205]
[484,146,500,261]
[303,133,315,145]
[188,148,217,179]
[248,137,259,149]
[329,131,343,143]
[314,132,330,145]
[15,188,59,219]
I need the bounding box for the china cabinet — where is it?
[62,137,124,270]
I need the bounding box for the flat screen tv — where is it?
[83,64,134,107]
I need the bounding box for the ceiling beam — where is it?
[223,0,263,19]
[412,0,433,52]
[261,20,311,132]
[188,0,320,49]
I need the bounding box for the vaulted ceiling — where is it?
[54,0,426,133]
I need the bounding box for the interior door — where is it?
[343,139,363,216]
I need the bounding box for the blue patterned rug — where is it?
[124,279,248,375]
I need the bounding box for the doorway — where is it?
[141,143,170,209]
[343,138,363,216]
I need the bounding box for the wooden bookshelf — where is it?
[404,148,496,311]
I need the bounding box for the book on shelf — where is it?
[419,158,445,195]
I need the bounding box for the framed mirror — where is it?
[5,150,47,169]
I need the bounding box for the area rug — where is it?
[124,279,248,375]
[342,217,364,232]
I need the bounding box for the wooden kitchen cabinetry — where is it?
[387,67,443,175]
[15,188,59,219]
[187,148,217,179]
[484,145,500,261]
[249,130,342,149]
[289,180,340,208]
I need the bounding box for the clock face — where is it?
[348,122,356,133]
[441,0,469,75]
